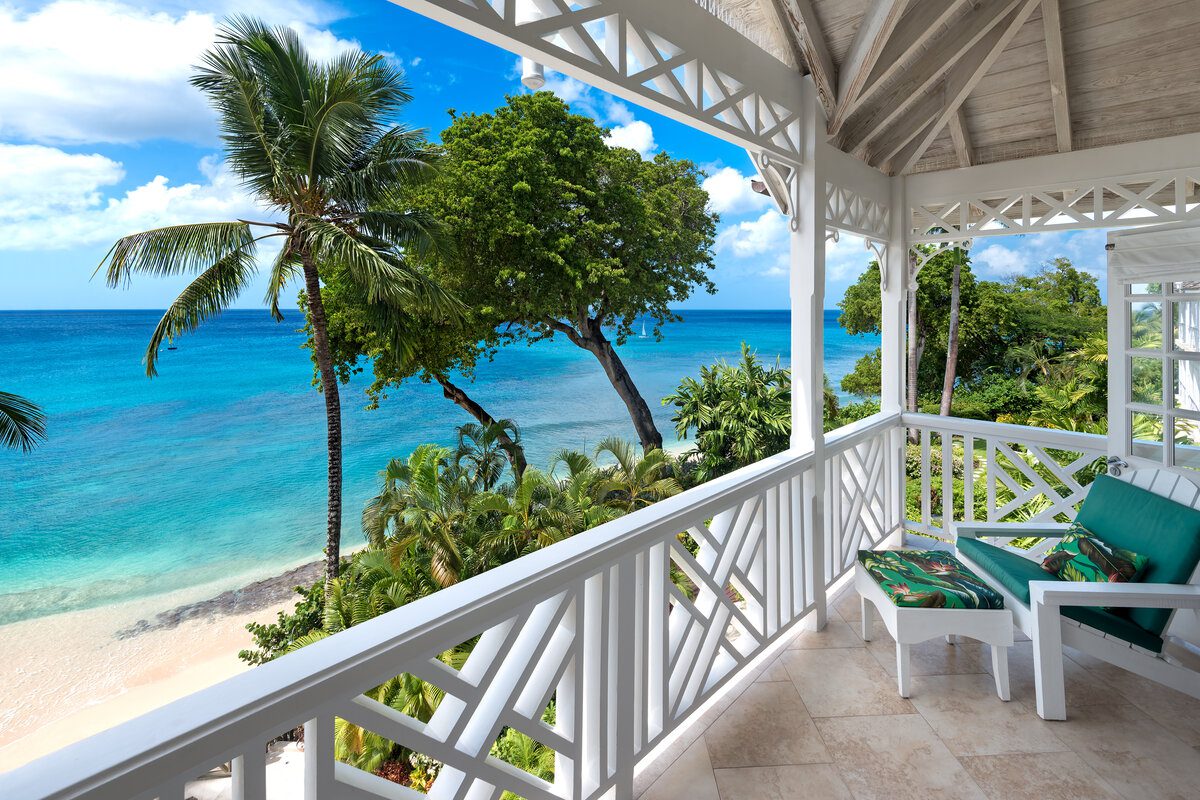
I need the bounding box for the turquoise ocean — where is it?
[0,309,877,624]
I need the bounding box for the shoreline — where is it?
[0,561,321,773]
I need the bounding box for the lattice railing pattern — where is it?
[397,0,803,157]
[910,170,1200,243]
[825,423,903,583]
[905,415,1107,537]
[826,182,890,242]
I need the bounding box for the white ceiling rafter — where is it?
[766,0,836,119]
[875,0,1042,175]
[826,0,910,136]
[948,107,973,168]
[1042,0,1072,153]
[838,0,1024,158]
[392,0,808,161]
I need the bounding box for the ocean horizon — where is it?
[0,308,878,624]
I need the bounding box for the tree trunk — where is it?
[940,249,962,417]
[579,320,663,451]
[301,255,343,586]
[433,373,528,476]
[906,264,923,442]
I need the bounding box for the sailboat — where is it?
[639,320,648,339]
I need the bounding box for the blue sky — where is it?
[0,0,1109,311]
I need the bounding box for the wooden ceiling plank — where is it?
[1043,0,1073,152]
[768,0,837,118]
[839,0,1024,156]
[878,0,1043,174]
[949,106,974,167]
[827,0,912,136]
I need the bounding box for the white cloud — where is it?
[0,1,359,145]
[701,166,772,215]
[0,144,124,222]
[605,120,657,158]
[717,209,788,259]
[0,150,272,251]
[973,243,1027,275]
[970,230,1107,278]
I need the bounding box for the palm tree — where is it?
[550,449,623,529]
[473,468,583,559]
[362,445,471,588]
[456,419,524,489]
[97,18,460,584]
[593,437,682,513]
[0,392,46,452]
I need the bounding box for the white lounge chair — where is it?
[953,469,1200,720]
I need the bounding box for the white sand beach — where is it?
[0,564,320,773]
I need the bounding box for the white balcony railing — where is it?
[903,412,1108,537]
[0,411,900,800]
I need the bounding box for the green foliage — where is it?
[239,576,327,666]
[841,348,881,398]
[0,391,46,452]
[664,344,791,481]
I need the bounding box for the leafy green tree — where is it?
[474,469,582,559]
[97,18,459,584]
[392,92,718,451]
[550,449,624,529]
[456,419,525,487]
[0,392,46,452]
[664,344,791,480]
[592,437,682,512]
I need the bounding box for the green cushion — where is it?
[1077,474,1200,633]
[957,537,1163,653]
[857,549,1004,609]
[1040,523,1150,585]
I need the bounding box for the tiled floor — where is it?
[634,584,1200,800]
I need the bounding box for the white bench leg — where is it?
[896,643,911,698]
[990,644,1010,701]
[945,634,956,645]
[860,595,873,641]
[1031,599,1067,720]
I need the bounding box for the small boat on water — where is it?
[639,321,648,339]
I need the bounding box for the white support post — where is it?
[792,79,828,630]
[883,175,909,546]
[303,715,335,799]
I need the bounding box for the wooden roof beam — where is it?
[874,0,1042,175]
[826,0,911,136]
[838,0,1024,157]
[768,0,837,119]
[949,106,974,168]
[1042,0,1072,152]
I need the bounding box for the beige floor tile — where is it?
[866,637,991,677]
[907,674,1069,756]
[753,654,791,683]
[1075,659,1200,746]
[704,681,829,768]
[638,737,720,800]
[781,647,915,717]
[712,764,853,800]
[816,714,986,800]
[832,592,862,623]
[787,618,866,649]
[959,752,1123,800]
[1049,703,1200,800]
[986,641,1117,709]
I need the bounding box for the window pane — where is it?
[1132,411,1165,462]
[1130,302,1163,349]
[1132,356,1163,405]
[1175,301,1200,352]
[1176,419,1200,471]
[1129,282,1163,295]
[1175,360,1200,411]
[1173,281,1200,294]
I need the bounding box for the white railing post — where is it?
[613,554,638,800]
[303,716,334,798]
[883,176,909,545]
[231,748,266,800]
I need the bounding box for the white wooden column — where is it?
[882,176,909,545]
[791,80,828,629]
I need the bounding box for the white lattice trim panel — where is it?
[910,170,1200,243]
[826,182,891,242]
[393,0,805,158]
[825,423,903,582]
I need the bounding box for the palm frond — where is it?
[0,392,47,453]
[144,245,259,376]
[98,222,255,287]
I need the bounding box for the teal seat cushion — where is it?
[857,549,1004,609]
[957,537,1163,653]
[1076,474,1200,633]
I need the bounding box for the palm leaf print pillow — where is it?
[1040,523,1150,584]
